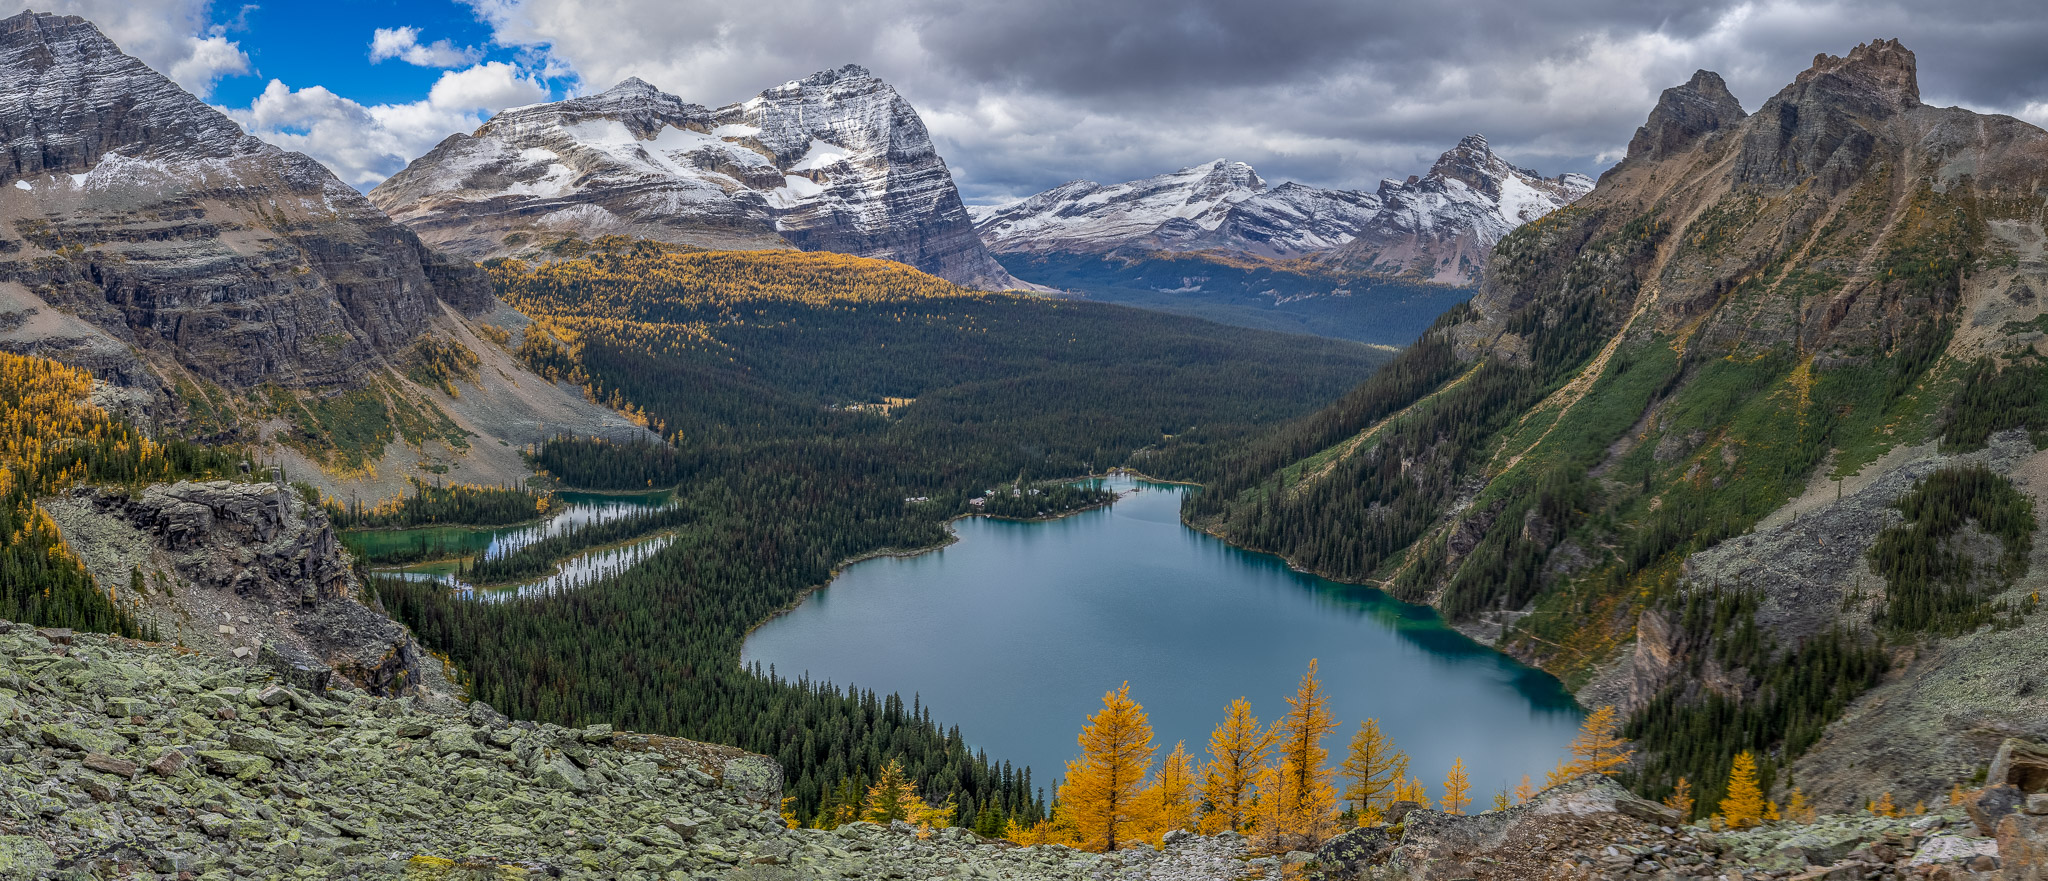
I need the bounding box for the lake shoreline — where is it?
[742,474,1585,793]
[740,475,1137,646]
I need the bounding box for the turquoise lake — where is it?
[742,477,1584,800]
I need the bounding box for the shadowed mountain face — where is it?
[1192,39,2048,806]
[0,11,491,395]
[370,67,1023,291]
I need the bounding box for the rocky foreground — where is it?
[0,622,1253,880]
[0,619,2041,880]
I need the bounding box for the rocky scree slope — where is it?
[973,137,1590,284]
[0,11,491,397]
[1306,762,2047,881]
[1191,39,2048,806]
[371,67,1023,291]
[0,623,1261,880]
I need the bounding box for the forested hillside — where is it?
[0,353,247,637]
[1186,43,2048,812]
[380,237,1389,828]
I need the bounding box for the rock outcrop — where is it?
[39,480,429,695]
[371,66,1023,290]
[0,11,492,398]
[1622,70,1749,164]
[0,622,1257,879]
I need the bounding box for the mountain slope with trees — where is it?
[379,238,1390,827]
[1189,41,2048,813]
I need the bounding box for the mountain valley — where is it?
[0,7,2039,880]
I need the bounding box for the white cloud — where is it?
[455,0,2048,206]
[6,0,251,97]
[370,26,481,68]
[226,62,548,188]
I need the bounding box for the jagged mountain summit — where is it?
[970,159,1385,258]
[1192,38,2048,809]
[0,10,491,395]
[973,137,1589,285]
[1327,134,1594,285]
[371,66,1022,290]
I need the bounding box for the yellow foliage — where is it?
[1558,706,1633,779]
[1060,683,1159,852]
[1662,777,1694,820]
[1339,718,1407,824]
[1265,659,1340,846]
[1719,752,1767,829]
[1199,698,1272,835]
[1442,758,1472,815]
[1514,774,1536,805]
[1144,741,1199,841]
[1869,791,1898,818]
[1786,786,1817,824]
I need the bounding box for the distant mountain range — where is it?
[371,67,1022,290]
[974,135,1592,286]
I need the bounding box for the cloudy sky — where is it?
[14,0,2048,204]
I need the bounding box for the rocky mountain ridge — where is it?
[371,66,1023,290]
[0,11,649,496]
[974,136,1590,285]
[1191,37,2048,811]
[0,11,491,394]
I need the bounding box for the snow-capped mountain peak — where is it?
[976,136,1589,280]
[370,65,1022,290]
[1336,134,1593,284]
[974,159,1374,258]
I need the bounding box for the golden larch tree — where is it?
[1442,758,1472,815]
[1268,659,1340,845]
[1869,792,1898,818]
[1662,777,1694,821]
[861,760,920,824]
[1199,697,1273,834]
[1060,683,1159,852]
[1718,751,1766,829]
[1561,706,1634,779]
[1786,786,1816,824]
[1146,741,1199,839]
[1514,774,1536,804]
[1491,790,1510,812]
[1339,718,1407,825]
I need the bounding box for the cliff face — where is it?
[40,479,431,696]
[0,12,491,396]
[371,67,1022,290]
[1195,40,2048,807]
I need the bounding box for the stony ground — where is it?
[0,621,1254,880]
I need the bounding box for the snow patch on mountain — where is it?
[370,66,1021,290]
[977,135,1592,285]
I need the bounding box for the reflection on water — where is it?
[349,490,676,600]
[744,477,1583,794]
[382,534,676,602]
